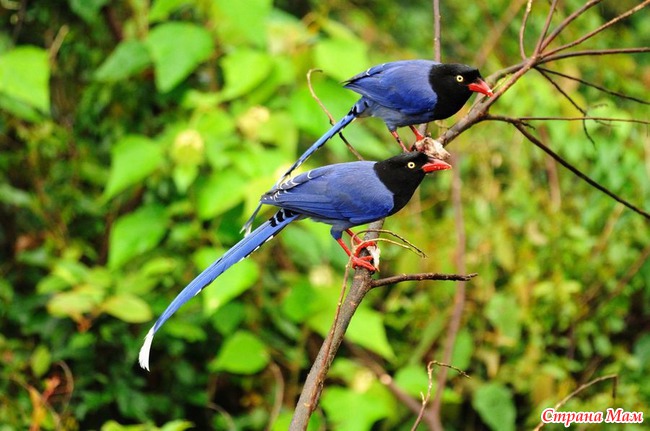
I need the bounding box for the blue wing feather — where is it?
[344,60,439,116]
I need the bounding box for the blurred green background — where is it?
[1,0,648,429]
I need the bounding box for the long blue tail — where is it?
[242,105,363,235]
[139,209,300,370]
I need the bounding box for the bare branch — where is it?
[432,0,441,62]
[487,115,650,220]
[536,67,650,105]
[519,0,534,60]
[545,1,650,57]
[539,0,602,51]
[370,272,477,289]
[533,0,559,55]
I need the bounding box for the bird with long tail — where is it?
[139,151,451,370]
[242,60,492,233]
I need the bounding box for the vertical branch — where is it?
[432,0,441,62]
[533,0,559,55]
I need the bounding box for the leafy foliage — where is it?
[0,0,648,430]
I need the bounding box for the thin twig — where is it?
[539,0,602,51]
[370,272,477,289]
[533,0,559,55]
[306,68,364,161]
[487,115,650,220]
[519,0,534,60]
[536,67,650,105]
[544,0,650,57]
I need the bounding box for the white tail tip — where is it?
[138,327,155,371]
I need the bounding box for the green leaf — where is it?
[30,345,52,378]
[195,170,248,220]
[321,384,394,431]
[313,37,369,82]
[210,0,272,46]
[145,22,214,92]
[95,40,151,82]
[47,288,104,320]
[210,330,269,374]
[103,135,163,200]
[108,205,168,269]
[69,0,109,23]
[473,383,516,431]
[394,364,429,397]
[0,46,50,112]
[309,305,395,360]
[218,49,273,101]
[149,0,193,23]
[102,293,153,323]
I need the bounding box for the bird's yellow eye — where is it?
[456,75,464,83]
[407,162,416,169]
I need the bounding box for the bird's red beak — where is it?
[468,79,493,97]
[423,159,452,173]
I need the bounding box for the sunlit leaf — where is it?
[211,0,272,46]
[218,49,273,101]
[145,22,214,92]
[210,330,269,374]
[102,293,153,323]
[473,383,516,431]
[108,205,168,269]
[103,135,163,200]
[195,170,248,220]
[30,345,52,378]
[95,40,151,82]
[0,46,50,112]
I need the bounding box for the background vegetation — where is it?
[0,0,648,429]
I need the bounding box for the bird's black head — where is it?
[429,63,493,119]
[374,151,451,216]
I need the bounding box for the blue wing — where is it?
[139,208,300,370]
[344,60,439,116]
[261,161,394,234]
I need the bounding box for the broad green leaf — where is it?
[108,205,168,269]
[149,0,193,23]
[210,0,272,46]
[47,289,103,320]
[218,49,273,101]
[102,293,153,323]
[313,37,369,82]
[30,345,52,378]
[103,135,163,200]
[210,330,269,374]
[0,46,50,112]
[473,383,516,431]
[309,305,395,360]
[195,170,248,220]
[145,22,214,92]
[159,420,195,431]
[321,384,394,431]
[95,40,151,82]
[69,0,109,22]
[394,364,429,397]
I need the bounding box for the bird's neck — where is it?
[373,163,425,215]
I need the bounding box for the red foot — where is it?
[409,125,426,141]
[350,255,377,272]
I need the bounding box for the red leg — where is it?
[389,130,409,152]
[345,229,376,248]
[336,238,377,272]
[409,125,426,141]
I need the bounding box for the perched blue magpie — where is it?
[242,60,491,234]
[138,151,451,370]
